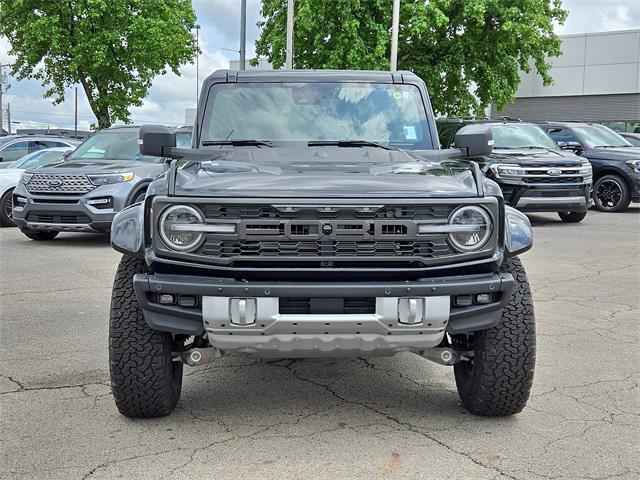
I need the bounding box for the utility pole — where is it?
[390,0,400,71]
[6,103,10,135]
[239,0,247,70]
[196,26,200,107]
[0,64,7,134]
[286,0,294,69]
[74,87,78,137]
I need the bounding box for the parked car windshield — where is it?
[572,125,633,148]
[14,149,72,169]
[69,129,153,161]
[201,82,432,149]
[490,124,559,150]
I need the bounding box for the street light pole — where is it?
[74,87,78,137]
[390,0,400,71]
[286,0,294,69]
[239,0,247,70]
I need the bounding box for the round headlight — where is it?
[159,205,205,252]
[448,206,492,252]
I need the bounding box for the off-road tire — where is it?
[453,256,535,416]
[593,174,631,212]
[558,211,587,223]
[0,188,15,227]
[109,255,183,418]
[19,227,59,240]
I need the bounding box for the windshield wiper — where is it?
[202,139,273,148]
[308,140,394,150]
[594,145,630,148]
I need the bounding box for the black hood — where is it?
[173,147,479,198]
[489,148,586,166]
[583,147,640,162]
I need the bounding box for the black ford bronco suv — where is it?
[109,70,535,418]
[438,119,592,223]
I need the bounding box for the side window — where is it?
[548,128,579,144]
[42,140,69,148]
[31,140,51,152]
[0,141,31,162]
[438,124,456,148]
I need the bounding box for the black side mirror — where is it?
[560,141,583,152]
[139,125,176,157]
[454,125,494,157]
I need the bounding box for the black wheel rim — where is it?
[596,179,622,209]
[3,194,12,219]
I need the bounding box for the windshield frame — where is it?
[199,81,436,150]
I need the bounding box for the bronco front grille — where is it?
[200,239,451,258]
[153,198,499,269]
[26,174,96,194]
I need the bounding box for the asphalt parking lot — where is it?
[1,207,639,480]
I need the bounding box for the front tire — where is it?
[19,227,59,241]
[0,188,15,227]
[109,255,183,418]
[558,211,587,223]
[453,257,535,416]
[593,174,631,212]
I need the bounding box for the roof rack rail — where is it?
[501,116,522,122]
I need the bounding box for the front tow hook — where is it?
[176,347,221,366]
[421,347,473,366]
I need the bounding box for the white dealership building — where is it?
[497,29,640,133]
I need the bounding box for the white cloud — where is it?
[557,1,640,35]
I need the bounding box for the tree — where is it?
[255,0,567,116]
[0,0,198,128]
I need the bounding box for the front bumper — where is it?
[11,183,134,232]
[133,271,513,357]
[502,184,591,212]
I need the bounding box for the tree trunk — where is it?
[79,76,111,129]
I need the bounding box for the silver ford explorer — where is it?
[11,125,190,240]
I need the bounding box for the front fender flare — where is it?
[504,206,533,257]
[111,203,145,258]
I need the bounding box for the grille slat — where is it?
[201,239,450,258]
[26,213,91,224]
[26,174,95,194]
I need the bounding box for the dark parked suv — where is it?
[541,122,640,212]
[11,126,178,240]
[108,69,536,419]
[438,119,592,222]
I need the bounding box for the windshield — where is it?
[15,149,70,169]
[201,82,432,149]
[69,129,153,161]
[490,124,558,150]
[572,125,632,148]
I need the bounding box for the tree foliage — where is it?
[255,0,567,116]
[0,0,198,128]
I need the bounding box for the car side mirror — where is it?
[139,125,176,157]
[454,125,494,157]
[559,141,583,152]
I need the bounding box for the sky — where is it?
[1,0,639,131]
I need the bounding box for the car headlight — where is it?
[158,205,205,252]
[19,173,33,184]
[87,172,134,186]
[491,164,523,177]
[448,206,492,252]
[625,160,640,173]
[579,162,592,176]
